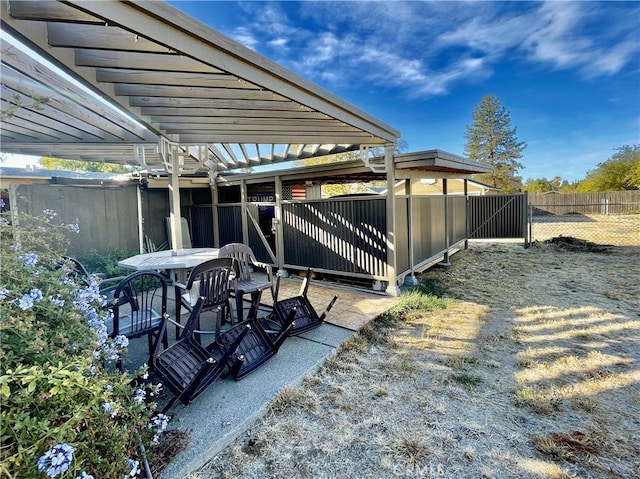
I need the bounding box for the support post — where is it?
[464,178,469,250]
[160,139,184,254]
[405,178,418,286]
[442,178,451,266]
[210,177,220,248]
[274,175,287,277]
[240,179,248,244]
[136,182,144,254]
[384,143,401,296]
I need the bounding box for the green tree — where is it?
[523,176,570,193]
[40,156,131,173]
[523,178,552,193]
[464,94,527,193]
[575,145,640,192]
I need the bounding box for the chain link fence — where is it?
[529,192,640,246]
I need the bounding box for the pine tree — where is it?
[464,94,526,193]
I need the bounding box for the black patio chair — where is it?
[151,297,250,412]
[173,257,235,339]
[264,268,338,336]
[216,308,296,380]
[108,271,169,366]
[217,243,273,322]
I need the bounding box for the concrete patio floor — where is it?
[124,274,398,478]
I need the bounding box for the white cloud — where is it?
[228,1,639,99]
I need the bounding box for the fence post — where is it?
[464,179,469,250]
[528,203,534,248]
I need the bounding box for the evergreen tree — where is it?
[464,94,526,193]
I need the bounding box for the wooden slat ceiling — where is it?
[0,0,400,173]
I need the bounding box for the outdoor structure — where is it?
[399,178,499,196]
[0,0,491,294]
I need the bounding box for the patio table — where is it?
[119,248,222,329]
[118,248,220,284]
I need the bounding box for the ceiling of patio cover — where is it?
[0,0,400,174]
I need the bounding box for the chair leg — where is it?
[247,290,262,321]
[174,285,183,338]
[235,295,244,322]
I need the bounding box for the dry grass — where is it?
[189,242,640,479]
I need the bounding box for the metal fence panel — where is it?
[411,196,447,262]
[282,198,387,278]
[217,205,242,246]
[468,194,527,239]
[190,206,214,247]
[448,195,467,244]
[395,197,410,273]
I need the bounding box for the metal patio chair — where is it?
[265,268,338,336]
[217,243,274,322]
[151,297,250,411]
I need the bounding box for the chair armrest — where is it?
[164,313,222,340]
[174,281,188,291]
[99,275,125,286]
[252,261,273,280]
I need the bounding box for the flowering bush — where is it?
[0,206,167,478]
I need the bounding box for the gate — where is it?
[215,203,276,264]
[467,194,528,243]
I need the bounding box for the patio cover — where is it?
[0,0,400,250]
[0,0,399,172]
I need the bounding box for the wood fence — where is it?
[530,191,640,215]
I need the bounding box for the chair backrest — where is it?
[111,271,168,338]
[185,257,234,312]
[61,256,91,279]
[151,297,251,409]
[217,243,258,282]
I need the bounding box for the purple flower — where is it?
[37,443,76,478]
[48,294,65,307]
[42,209,57,220]
[67,218,80,234]
[148,413,170,443]
[125,458,140,478]
[133,388,146,405]
[19,252,39,267]
[0,287,9,300]
[76,473,94,479]
[102,402,118,418]
[19,288,44,309]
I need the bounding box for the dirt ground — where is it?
[189,241,640,479]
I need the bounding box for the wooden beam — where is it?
[113,84,284,101]
[96,69,251,88]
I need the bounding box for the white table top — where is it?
[118,248,220,271]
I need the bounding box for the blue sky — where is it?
[168,0,639,182]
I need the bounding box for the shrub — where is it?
[77,246,137,278]
[0,205,165,478]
